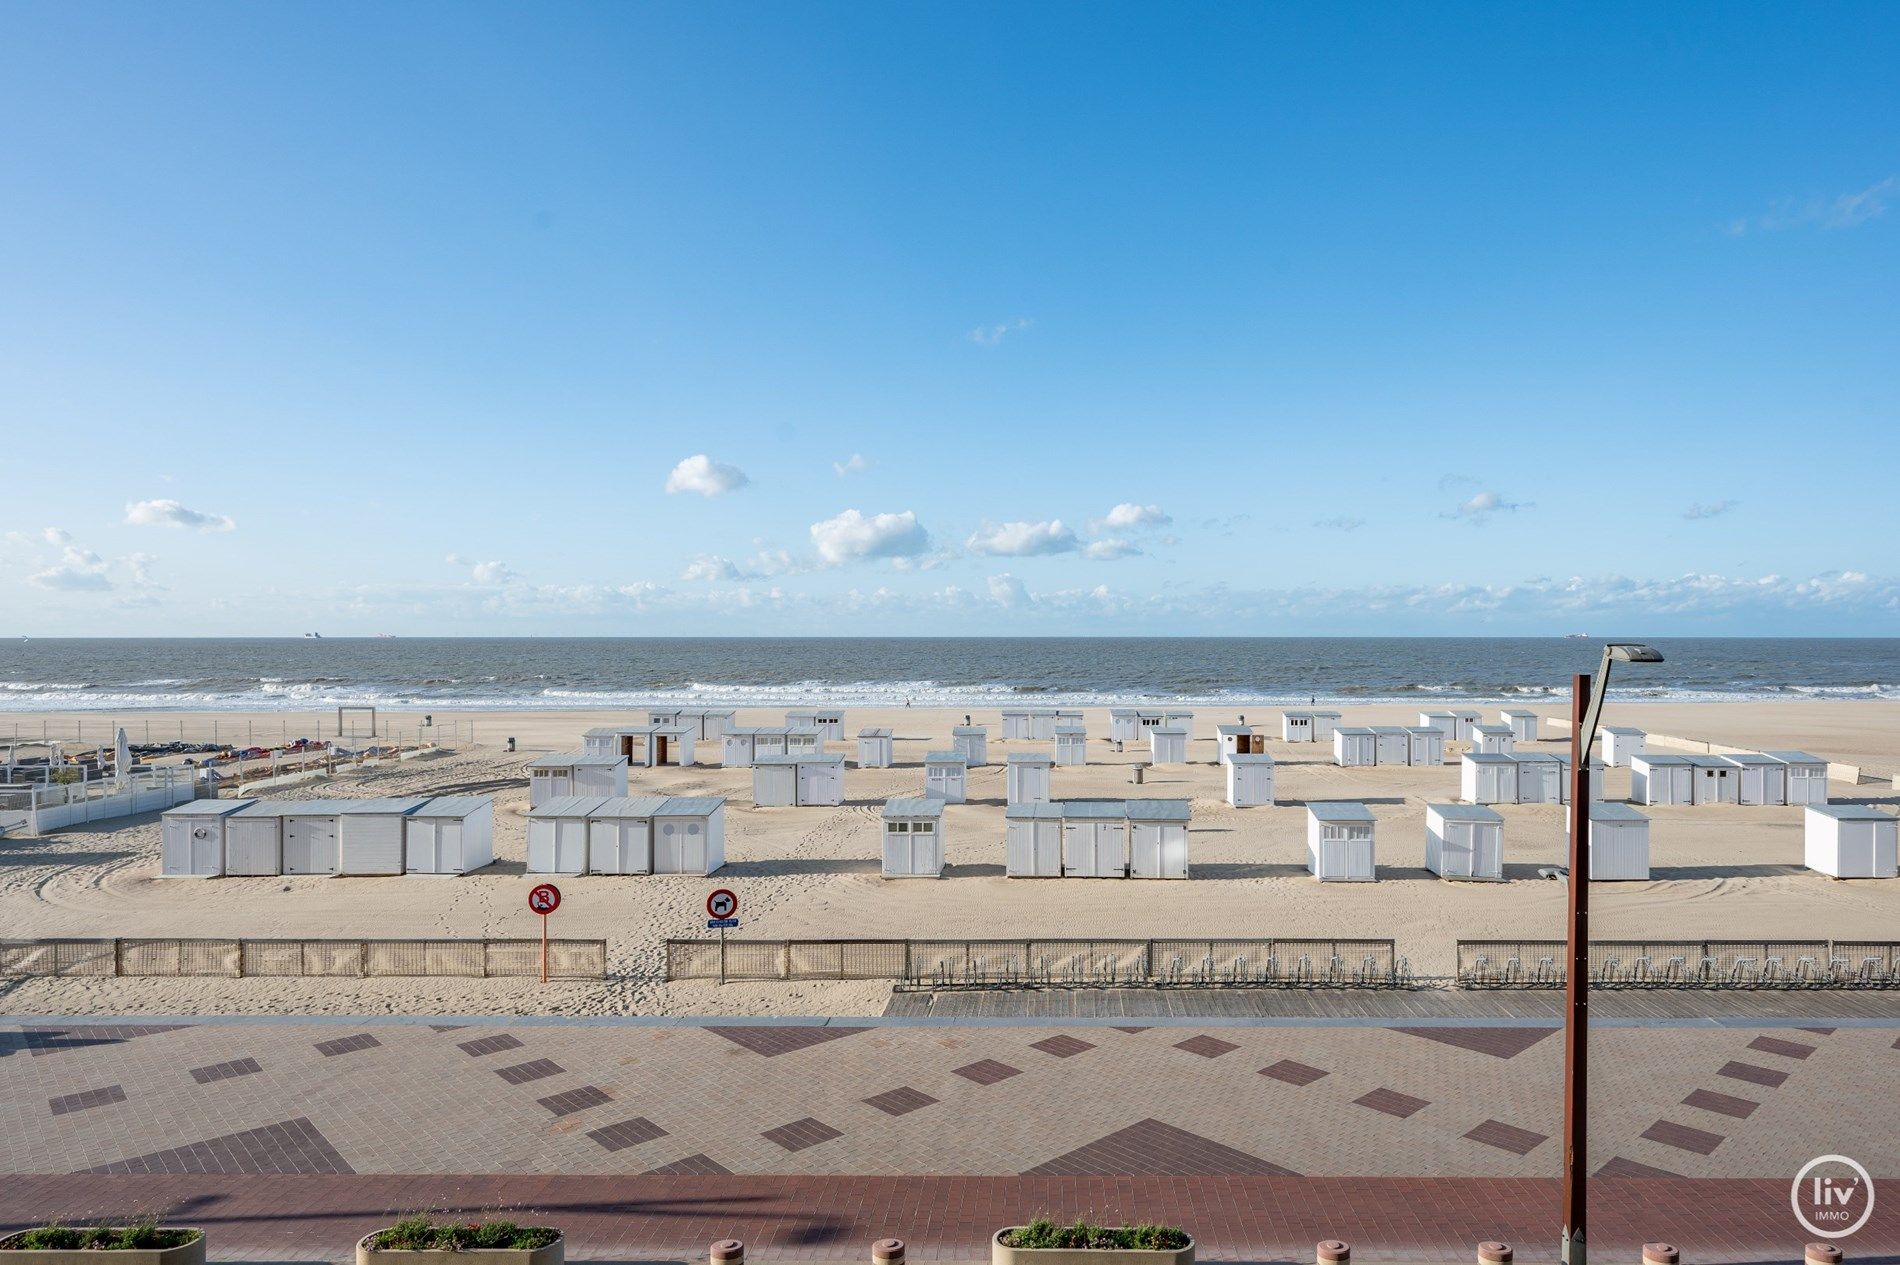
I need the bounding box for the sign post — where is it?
[706,889,740,983]
[528,882,562,984]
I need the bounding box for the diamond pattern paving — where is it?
[1642,1120,1726,1155]
[644,1153,731,1175]
[1718,1061,1789,1088]
[189,1057,262,1084]
[706,1026,869,1057]
[761,1118,842,1153]
[1174,1034,1240,1058]
[538,1085,613,1117]
[1747,1036,1817,1060]
[1395,1026,1555,1059]
[87,1117,354,1175]
[48,1085,126,1116]
[1683,1088,1759,1119]
[1598,1156,1683,1178]
[1463,1119,1547,1156]
[951,1059,1020,1086]
[313,1033,381,1057]
[1023,1118,1299,1176]
[457,1033,523,1057]
[1029,1035,1094,1058]
[1259,1059,1328,1086]
[863,1087,938,1116]
[586,1118,668,1152]
[494,1058,563,1084]
[1354,1087,1429,1118]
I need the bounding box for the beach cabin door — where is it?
[226,817,281,876]
[283,817,338,875]
[1439,823,1475,878]
[655,820,706,875]
[1321,825,1374,880]
[1694,764,1735,804]
[405,817,456,874]
[1130,824,1188,879]
[798,760,841,804]
[589,818,650,874]
[1063,820,1125,877]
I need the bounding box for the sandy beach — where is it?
[2,701,1896,1019]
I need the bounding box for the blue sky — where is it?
[3,2,1898,636]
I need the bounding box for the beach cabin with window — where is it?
[1160,709,1196,735]
[651,797,726,875]
[226,802,286,876]
[785,727,823,755]
[752,754,845,807]
[1127,799,1191,879]
[403,796,495,875]
[1306,802,1377,881]
[1216,725,1255,763]
[1416,711,1459,740]
[583,795,666,874]
[1282,710,1318,742]
[1061,800,1128,878]
[1405,727,1446,767]
[1006,752,1053,805]
[1723,753,1789,806]
[528,753,628,808]
[784,708,845,742]
[1425,803,1504,881]
[1332,727,1377,767]
[581,727,634,758]
[1630,754,1694,806]
[721,727,789,768]
[335,799,428,876]
[882,798,945,878]
[951,725,989,767]
[1471,724,1516,756]
[924,751,969,803]
[1501,710,1540,743]
[857,727,894,769]
[1005,802,1064,876]
[1053,723,1089,766]
[1108,709,1146,742]
[647,708,734,742]
[1149,726,1189,765]
[1461,753,1520,805]
[1370,726,1411,765]
[1601,727,1646,767]
[1451,709,1484,741]
[1804,804,1898,879]
[1765,751,1829,805]
[1589,803,1652,880]
[527,797,603,874]
[160,800,256,878]
[1226,752,1275,807]
[1688,755,1739,804]
[1054,709,1086,729]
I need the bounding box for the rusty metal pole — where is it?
[1561,671,1591,1265]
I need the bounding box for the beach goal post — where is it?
[337,706,378,737]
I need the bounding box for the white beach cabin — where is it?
[1552,753,1606,802]
[584,795,667,874]
[1216,725,1254,764]
[1061,800,1128,878]
[1370,726,1411,765]
[1688,755,1740,805]
[784,708,845,742]
[752,754,845,807]
[1306,802,1377,881]
[951,725,989,767]
[1333,727,1377,768]
[882,798,945,878]
[1461,753,1520,805]
[1127,799,1191,879]
[404,796,496,875]
[1451,709,1484,741]
[1425,803,1505,881]
[1226,752,1275,807]
[638,725,697,768]
[225,801,286,876]
[160,800,255,878]
[1006,752,1053,805]
[1053,723,1089,766]
[1001,709,1033,741]
[1417,710,1460,740]
[648,707,734,742]
[651,797,726,875]
[1804,804,1898,879]
[1765,751,1830,805]
[1723,753,1789,806]
[1630,754,1694,806]
[528,753,628,808]
[924,751,969,803]
[1471,724,1516,756]
[1054,709,1086,734]
[1601,727,1646,767]
[1404,727,1447,767]
[1005,802,1064,877]
[721,727,789,768]
[280,801,353,876]
[1589,803,1652,880]
[1513,753,1564,804]
[1501,710,1540,743]
[857,727,894,769]
[1282,710,1318,742]
[336,799,428,876]
[1149,726,1189,765]
[1108,709,1154,743]
[581,727,633,758]
[526,796,603,874]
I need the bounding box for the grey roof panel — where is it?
[883,798,945,819]
[1307,802,1375,822]
[1428,803,1504,824]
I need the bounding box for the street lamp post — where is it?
[1562,642,1663,1265]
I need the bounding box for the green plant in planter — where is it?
[367,1217,559,1253]
[1003,1219,1190,1251]
[5,1218,200,1251]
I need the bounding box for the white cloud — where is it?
[1726,176,1899,235]
[833,453,870,478]
[1446,490,1530,523]
[681,548,804,583]
[681,555,741,583]
[30,540,112,591]
[124,498,236,532]
[1314,516,1366,532]
[469,560,519,585]
[810,509,930,565]
[1084,538,1142,560]
[1684,500,1739,521]
[987,573,1030,606]
[966,519,1079,557]
[1095,503,1171,532]
[664,454,750,497]
[968,317,1032,347]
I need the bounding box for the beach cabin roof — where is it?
[1370,725,1411,735]
[882,798,946,820]
[951,725,985,736]
[1722,752,1783,768]
[1589,803,1649,823]
[1054,722,1087,734]
[528,751,626,769]
[1602,725,1645,736]
[1007,752,1054,765]
[1061,799,1128,820]
[859,727,893,738]
[1473,724,1514,736]
[529,796,610,818]
[1686,754,1735,769]
[1151,725,1189,735]
[924,750,968,765]
[1420,709,1457,719]
[236,799,377,816]
[1501,709,1538,719]
[655,795,725,816]
[1215,725,1252,736]
[165,799,255,818]
[1429,803,1504,824]
[588,795,672,818]
[1308,802,1375,823]
[1513,751,1559,765]
[582,726,622,738]
[333,798,428,815]
[1806,803,1892,822]
[1124,799,1191,822]
[1282,709,1315,719]
[753,753,844,766]
[1007,802,1064,820]
[728,725,793,737]
[1630,752,1691,765]
[1228,752,1275,765]
[1311,709,1343,718]
[1763,750,1825,765]
[1464,752,1518,766]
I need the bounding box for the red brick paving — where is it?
[1259,1058,1329,1086]
[1020,1119,1299,1178]
[1463,1120,1548,1157]
[2,1174,1893,1261]
[1028,1035,1095,1058]
[1642,1120,1727,1156]
[1354,1087,1430,1119]
[1394,1027,1557,1059]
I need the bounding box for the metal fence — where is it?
[0,937,608,980]
[1456,939,1900,987]
[666,937,1406,988]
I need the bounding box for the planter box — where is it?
[0,1229,205,1265]
[356,1233,564,1265]
[993,1229,1194,1265]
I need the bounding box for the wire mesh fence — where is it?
[1456,939,1897,987]
[665,936,1406,987]
[0,937,607,980]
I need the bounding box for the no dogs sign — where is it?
[706,888,739,920]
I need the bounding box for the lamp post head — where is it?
[1605,643,1664,664]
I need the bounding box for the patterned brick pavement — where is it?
[3,1020,1895,1180]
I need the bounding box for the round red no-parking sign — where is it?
[528,882,562,915]
[706,888,739,919]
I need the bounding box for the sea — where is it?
[1,638,1898,712]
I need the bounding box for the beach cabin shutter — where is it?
[227,812,282,876]
[283,815,338,875]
